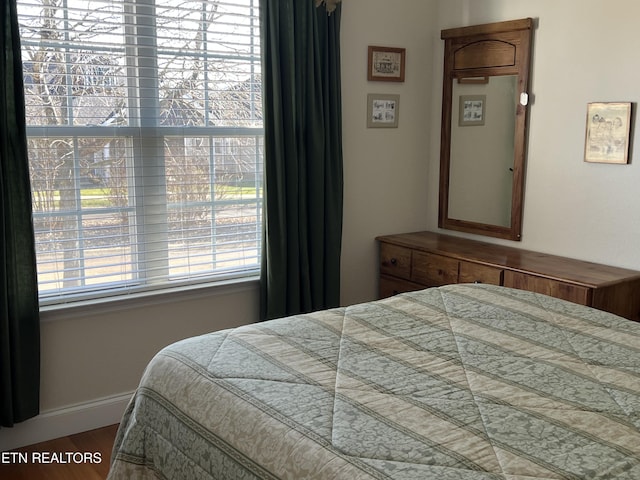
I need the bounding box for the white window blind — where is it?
[17,0,263,306]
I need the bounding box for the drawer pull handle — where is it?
[390,258,398,265]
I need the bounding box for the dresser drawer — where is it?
[504,271,591,305]
[412,252,459,286]
[459,261,503,285]
[379,243,412,280]
[379,275,424,298]
[377,232,640,320]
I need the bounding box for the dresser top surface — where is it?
[377,231,640,287]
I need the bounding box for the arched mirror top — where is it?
[439,18,534,241]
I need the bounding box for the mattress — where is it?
[107,284,640,479]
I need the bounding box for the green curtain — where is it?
[1,0,40,427]
[260,1,343,320]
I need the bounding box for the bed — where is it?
[107,284,640,479]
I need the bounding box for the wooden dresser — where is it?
[377,231,640,322]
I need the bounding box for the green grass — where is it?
[34,185,263,209]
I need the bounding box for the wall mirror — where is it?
[439,18,534,241]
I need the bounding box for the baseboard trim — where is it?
[0,391,133,452]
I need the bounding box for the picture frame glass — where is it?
[368,46,405,82]
[585,102,632,164]
[367,94,399,128]
[458,95,486,126]
[372,51,402,78]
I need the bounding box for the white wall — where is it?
[341,0,640,303]
[340,0,437,306]
[427,0,640,272]
[37,283,259,409]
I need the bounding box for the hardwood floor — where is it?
[0,424,119,480]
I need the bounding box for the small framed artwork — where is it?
[459,95,486,126]
[584,102,632,164]
[368,46,405,82]
[367,94,399,128]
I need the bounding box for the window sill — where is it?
[39,275,260,322]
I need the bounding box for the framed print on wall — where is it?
[368,46,405,82]
[367,94,399,128]
[458,95,486,126]
[584,102,632,164]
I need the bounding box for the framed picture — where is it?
[584,102,632,164]
[459,95,486,126]
[368,46,405,82]
[367,94,399,128]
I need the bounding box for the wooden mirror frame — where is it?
[438,18,534,241]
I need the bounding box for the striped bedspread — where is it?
[108,284,640,479]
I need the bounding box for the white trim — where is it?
[0,392,133,452]
[40,276,260,322]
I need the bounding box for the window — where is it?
[17,0,263,306]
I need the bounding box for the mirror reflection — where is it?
[448,75,517,227]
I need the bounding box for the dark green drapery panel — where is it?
[1,0,40,427]
[260,1,343,320]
